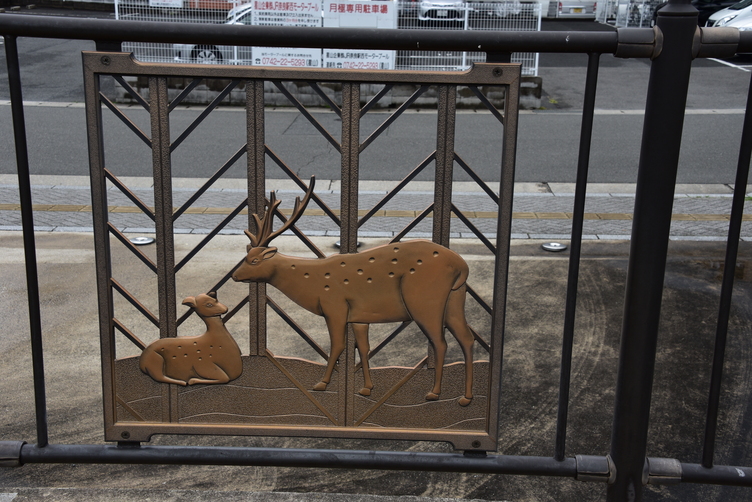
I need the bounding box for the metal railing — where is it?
[1,2,752,501]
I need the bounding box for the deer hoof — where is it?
[425,392,439,401]
[458,396,472,407]
[358,387,372,396]
[313,381,328,391]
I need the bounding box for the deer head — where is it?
[232,177,315,283]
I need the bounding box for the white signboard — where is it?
[252,47,322,67]
[149,0,182,7]
[323,49,395,70]
[323,0,398,28]
[322,0,397,69]
[252,0,322,27]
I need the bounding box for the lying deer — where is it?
[232,178,475,406]
[139,292,243,386]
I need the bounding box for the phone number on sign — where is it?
[261,57,311,66]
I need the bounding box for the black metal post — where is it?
[607,1,698,501]
[555,52,600,462]
[702,70,752,468]
[4,35,49,448]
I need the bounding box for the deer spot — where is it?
[325,273,331,279]
[433,251,439,257]
[391,258,398,264]
[304,273,310,278]
[369,257,375,263]
[291,264,296,270]
[388,272,395,278]
[417,259,423,265]
[410,268,416,274]
[367,278,373,283]
[393,247,399,252]
[340,262,346,267]
[324,285,330,291]
[357,269,363,275]
[343,279,349,285]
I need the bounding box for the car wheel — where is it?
[192,46,222,64]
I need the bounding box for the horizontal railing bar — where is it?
[18,444,577,476]
[681,463,752,486]
[0,14,629,54]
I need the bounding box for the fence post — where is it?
[607,1,698,501]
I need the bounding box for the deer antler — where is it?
[245,176,316,248]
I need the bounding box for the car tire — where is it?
[192,46,222,64]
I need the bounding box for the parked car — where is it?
[418,0,467,21]
[720,6,752,28]
[706,0,752,26]
[540,0,597,18]
[691,0,739,25]
[173,3,254,63]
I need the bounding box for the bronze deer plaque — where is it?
[85,52,520,451]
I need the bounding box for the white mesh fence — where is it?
[116,0,541,75]
[609,0,664,27]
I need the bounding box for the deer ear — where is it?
[181,296,196,307]
[262,247,278,260]
[207,291,217,299]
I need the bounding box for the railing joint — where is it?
[576,454,616,484]
[645,457,683,485]
[697,27,741,59]
[615,27,661,59]
[0,441,26,467]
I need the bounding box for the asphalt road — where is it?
[0,11,749,183]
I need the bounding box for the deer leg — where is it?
[415,319,447,401]
[313,317,347,392]
[187,363,231,385]
[446,286,475,406]
[140,349,188,386]
[352,323,373,396]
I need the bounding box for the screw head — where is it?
[492,67,503,77]
[471,440,481,448]
[121,431,130,439]
[101,56,111,66]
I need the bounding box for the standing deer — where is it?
[139,292,243,386]
[232,178,475,406]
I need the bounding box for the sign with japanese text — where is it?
[323,0,398,28]
[323,49,395,70]
[149,0,183,7]
[252,47,322,67]
[252,0,322,27]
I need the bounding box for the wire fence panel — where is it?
[604,0,663,27]
[115,0,541,75]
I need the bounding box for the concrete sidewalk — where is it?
[1,175,750,241]
[0,231,751,501]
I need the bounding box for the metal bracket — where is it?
[696,27,741,59]
[576,455,616,484]
[645,457,683,485]
[0,441,26,467]
[615,28,663,60]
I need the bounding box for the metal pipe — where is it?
[4,35,49,449]
[607,0,699,500]
[18,443,577,476]
[682,463,752,486]
[0,14,623,54]
[554,52,600,462]
[702,69,752,469]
